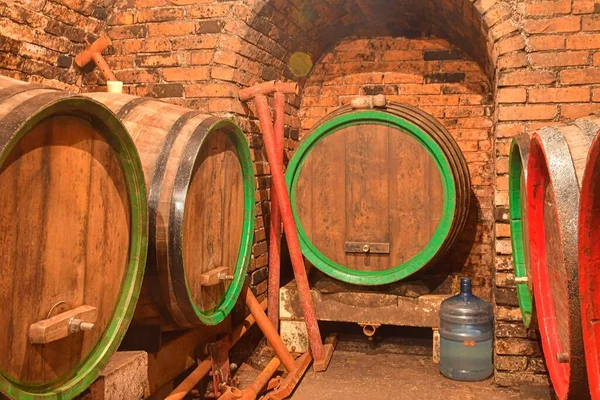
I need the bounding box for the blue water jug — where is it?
[439,277,494,381]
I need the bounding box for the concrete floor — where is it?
[240,333,551,400]
[292,350,519,400]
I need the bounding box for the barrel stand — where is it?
[279,279,453,363]
[82,352,150,400]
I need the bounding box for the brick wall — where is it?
[3,0,600,390]
[0,0,113,91]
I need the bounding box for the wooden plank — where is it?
[29,305,97,344]
[345,124,389,271]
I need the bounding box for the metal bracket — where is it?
[206,337,233,398]
[344,242,390,254]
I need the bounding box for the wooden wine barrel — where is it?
[508,133,534,327]
[527,118,599,400]
[578,116,600,400]
[0,76,147,399]
[85,92,255,329]
[286,103,470,285]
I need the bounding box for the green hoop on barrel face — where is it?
[0,96,148,400]
[286,110,456,286]
[509,134,533,327]
[175,120,256,325]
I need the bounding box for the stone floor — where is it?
[239,332,552,400]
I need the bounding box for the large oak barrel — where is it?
[85,92,255,329]
[0,76,147,399]
[508,133,534,327]
[527,118,599,400]
[578,116,600,400]
[286,103,470,285]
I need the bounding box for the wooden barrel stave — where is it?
[578,117,600,400]
[0,76,147,399]
[287,103,470,285]
[85,92,255,329]
[509,133,534,327]
[528,120,597,400]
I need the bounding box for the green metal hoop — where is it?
[286,111,456,286]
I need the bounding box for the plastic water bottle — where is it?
[439,277,494,381]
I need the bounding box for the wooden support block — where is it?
[29,305,97,344]
[85,352,150,400]
[199,266,229,286]
[280,320,309,354]
[432,328,440,364]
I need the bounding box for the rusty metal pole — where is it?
[243,285,297,372]
[239,356,281,400]
[165,301,267,400]
[267,92,285,331]
[253,94,325,362]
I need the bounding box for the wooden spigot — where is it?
[75,35,117,82]
[29,305,97,344]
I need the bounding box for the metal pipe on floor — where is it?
[243,285,297,372]
[165,300,267,400]
[254,94,325,363]
[240,356,281,400]
[267,91,285,331]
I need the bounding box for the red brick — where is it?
[137,7,184,23]
[593,88,600,101]
[498,70,556,86]
[383,72,423,84]
[381,50,423,61]
[560,68,600,84]
[208,98,246,115]
[114,38,171,54]
[162,67,210,81]
[529,51,589,67]
[482,4,509,28]
[136,53,181,67]
[108,24,147,40]
[497,88,526,103]
[526,0,571,15]
[529,87,590,103]
[191,51,214,65]
[561,103,600,118]
[573,0,597,14]
[187,4,232,18]
[528,35,565,51]
[582,14,600,31]
[567,33,600,49]
[523,16,581,33]
[495,35,526,55]
[496,123,525,139]
[115,69,158,84]
[344,74,384,84]
[497,53,528,70]
[498,105,557,121]
[185,83,238,98]
[490,20,519,41]
[595,52,600,64]
[147,22,195,37]
[130,0,166,7]
[171,35,219,50]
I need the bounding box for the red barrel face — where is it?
[527,124,593,400]
[579,128,600,400]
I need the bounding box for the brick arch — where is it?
[215,0,526,88]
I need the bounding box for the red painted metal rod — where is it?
[239,81,299,101]
[243,285,298,372]
[254,94,325,361]
[267,91,285,330]
[240,356,281,400]
[165,301,267,400]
